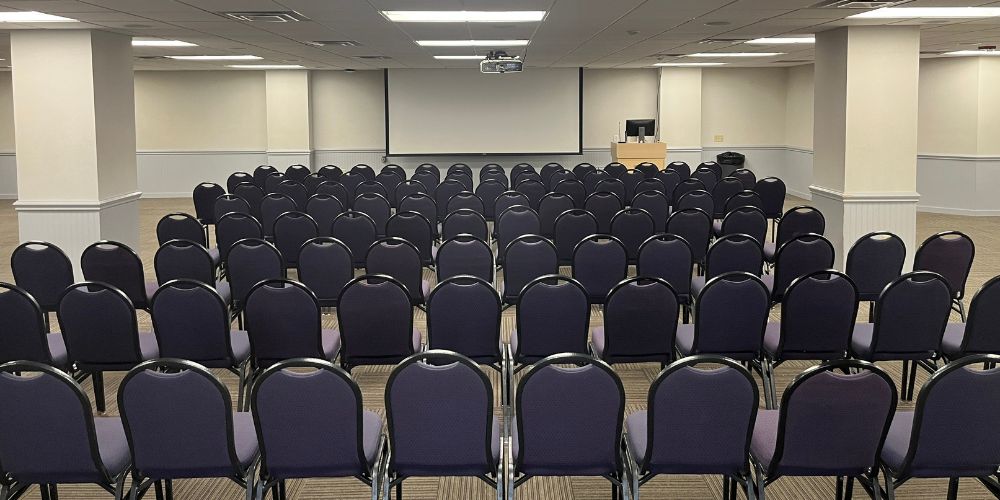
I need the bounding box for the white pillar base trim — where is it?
[267,150,313,170]
[14,191,142,279]
[808,185,919,270]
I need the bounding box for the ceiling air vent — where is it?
[357,55,391,60]
[651,53,685,58]
[222,11,308,22]
[700,38,750,44]
[311,40,362,47]
[812,0,910,8]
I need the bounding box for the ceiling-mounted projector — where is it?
[481,51,523,74]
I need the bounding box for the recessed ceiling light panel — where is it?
[943,49,1000,56]
[416,40,529,47]
[166,55,262,60]
[132,39,197,47]
[686,52,784,57]
[383,11,545,22]
[227,64,305,69]
[745,37,815,44]
[655,62,727,66]
[0,11,77,22]
[434,55,487,60]
[850,7,1000,18]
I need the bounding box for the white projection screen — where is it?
[385,68,582,155]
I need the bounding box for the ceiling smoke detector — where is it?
[222,11,308,22]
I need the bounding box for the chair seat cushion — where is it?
[491,415,501,464]
[760,275,774,296]
[95,417,131,478]
[712,220,723,236]
[144,281,160,304]
[749,409,779,469]
[676,324,694,356]
[880,411,913,473]
[762,322,781,357]
[47,333,69,368]
[850,323,874,359]
[591,327,605,358]
[216,280,232,305]
[322,329,341,361]
[363,411,383,466]
[625,411,647,465]
[413,328,423,352]
[208,247,221,267]
[421,279,430,299]
[691,276,706,298]
[233,412,260,469]
[230,330,251,363]
[941,323,965,358]
[139,332,160,360]
[763,242,776,262]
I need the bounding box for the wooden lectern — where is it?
[610,142,668,169]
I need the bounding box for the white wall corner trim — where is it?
[13,191,143,211]
[808,185,920,203]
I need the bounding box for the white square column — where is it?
[810,26,921,268]
[265,70,313,169]
[10,30,140,274]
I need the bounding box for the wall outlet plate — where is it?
[714,135,724,143]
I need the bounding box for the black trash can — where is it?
[716,151,745,177]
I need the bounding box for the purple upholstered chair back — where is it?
[305,193,344,237]
[259,193,296,238]
[573,163,596,182]
[772,234,835,302]
[705,234,764,280]
[611,208,655,262]
[914,231,975,300]
[769,361,896,477]
[150,280,234,366]
[331,211,378,268]
[515,276,590,363]
[475,180,507,220]
[227,238,284,308]
[601,278,678,363]
[643,356,757,475]
[723,190,764,215]
[156,213,207,246]
[215,213,262,263]
[675,189,714,216]
[553,209,598,264]
[594,178,626,204]
[553,179,586,209]
[516,354,624,476]
[376,172,403,206]
[665,161,691,180]
[232,184,264,218]
[228,172,253,194]
[959,277,1000,354]
[442,209,488,242]
[119,360,244,479]
[572,235,628,304]
[58,282,142,368]
[11,241,74,312]
[692,273,769,360]
[318,165,343,183]
[666,208,712,264]
[353,193,391,236]
[435,180,465,222]
[387,351,495,476]
[776,271,859,358]
[297,237,353,307]
[275,180,308,209]
[753,177,786,219]
[337,275,415,366]
[712,178,744,218]
[193,182,226,224]
[412,170,439,194]
[637,234,693,301]
[427,277,501,363]
[366,238,425,304]
[436,236,494,283]
[503,235,558,304]
[621,170,644,201]
[351,164,376,181]
[898,356,1000,477]
[776,206,825,248]
[339,172,365,203]
[496,206,540,264]
[387,211,434,265]
[0,284,51,364]
[285,164,310,183]
[547,170,575,191]
[154,239,215,285]
[631,191,669,232]
[583,170,611,194]
[395,180,427,209]
[253,165,278,189]
[583,191,623,234]
[272,211,318,267]
[252,359,368,479]
[656,170,682,204]
[0,362,110,484]
[244,279,324,367]
[731,169,756,190]
[80,241,150,309]
[446,191,485,216]
[672,178,705,208]
[538,192,574,238]
[516,179,547,210]
[846,232,906,302]
[316,181,350,209]
[691,168,718,193]
[720,206,768,245]
[868,272,951,359]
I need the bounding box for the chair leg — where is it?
[883,468,895,500]
[396,480,402,500]
[845,476,854,500]
[165,480,174,500]
[93,372,106,413]
[755,468,766,500]
[900,362,910,401]
[947,478,959,500]
[955,300,966,322]
[723,476,731,500]
[836,476,844,500]
[50,484,58,500]
[237,362,248,411]
[907,362,918,401]
[154,481,164,500]
[41,484,51,500]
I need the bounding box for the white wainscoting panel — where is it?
[810,185,919,269]
[14,191,142,279]
[267,150,313,170]
[917,154,1000,216]
[137,151,267,198]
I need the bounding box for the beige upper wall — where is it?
[785,65,814,150]
[312,70,385,151]
[918,57,980,155]
[0,74,13,153]
[134,70,267,151]
[701,68,787,146]
[978,58,1000,156]
[582,68,659,148]
[658,68,702,148]
[265,70,311,152]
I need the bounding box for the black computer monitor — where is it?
[625,119,656,138]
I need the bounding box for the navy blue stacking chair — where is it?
[398,193,439,240]
[394,179,426,209]
[226,238,284,314]
[153,239,231,304]
[914,231,975,321]
[275,179,308,209]
[259,193,296,240]
[426,278,502,367]
[572,235,628,304]
[215,213,263,265]
[515,179,547,210]
[253,165,278,188]
[765,205,825,262]
[537,192,574,239]
[193,182,225,226]
[666,208,712,268]
[228,172,254,193]
[502,235,558,306]
[940,276,1000,361]
[510,276,590,367]
[553,209,599,265]
[846,232,906,317]
[353,192,391,236]
[0,283,69,368]
[691,234,764,298]
[435,235,494,283]
[637,234,694,322]
[331,211,378,268]
[11,241,74,329]
[272,211,318,267]
[584,191,623,234]
[675,272,769,362]
[475,179,507,221]
[591,277,679,366]
[386,211,435,266]
[554,178,587,208]
[305,193,344,237]
[631,191,669,233]
[366,238,429,306]
[244,279,340,370]
[81,241,157,311]
[296,237,354,308]
[495,206,540,266]
[610,208,655,263]
[763,233,835,303]
[337,275,421,370]
[318,165,342,183]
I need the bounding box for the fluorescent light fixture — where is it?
[416,40,529,47]
[434,55,487,60]
[227,64,305,69]
[132,39,197,47]
[166,55,262,60]
[850,7,1000,19]
[745,37,814,45]
[654,62,726,66]
[686,52,784,57]
[384,11,545,22]
[942,50,1000,56]
[0,11,77,22]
